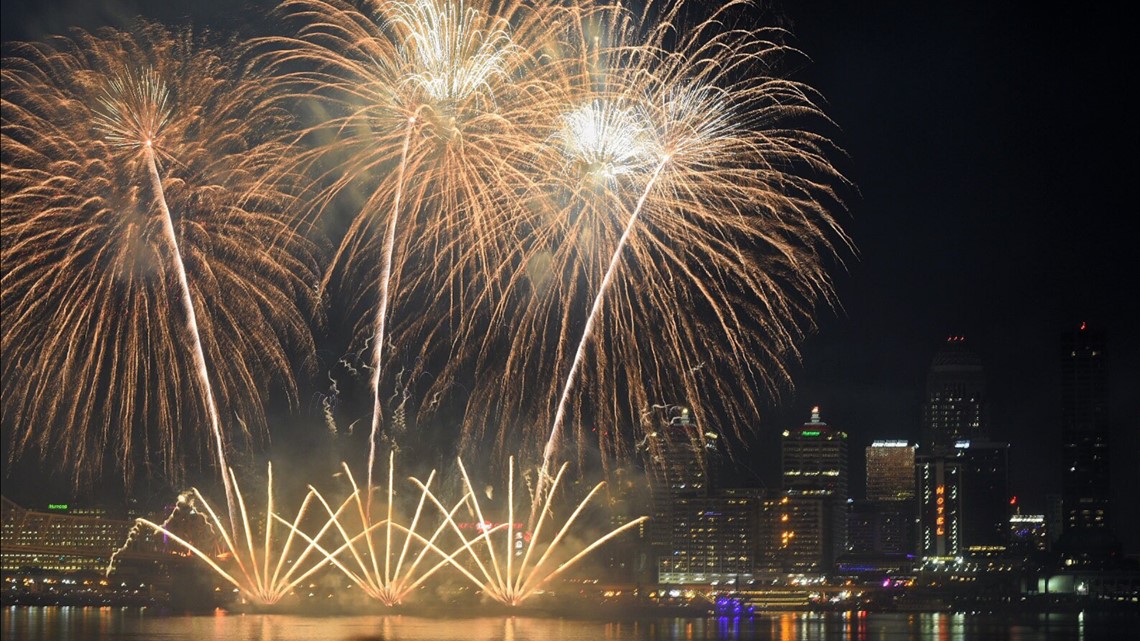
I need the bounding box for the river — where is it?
[3,606,1136,640]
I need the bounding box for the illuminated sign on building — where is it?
[936,485,945,536]
[870,440,909,447]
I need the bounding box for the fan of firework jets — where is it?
[2,0,850,606]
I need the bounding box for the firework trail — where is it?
[262,0,556,500]
[456,0,851,486]
[278,452,474,605]
[1,24,319,493]
[106,489,197,576]
[442,456,646,605]
[113,464,342,605]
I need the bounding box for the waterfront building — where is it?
[1057,323,1121,566]
[639,406,732,582]
[1009,514,1048,552]
[954,439,1011,552]
[760,494,836,575]
[0,497,185,574]
[657,490,761,584]
[916,454,962,558]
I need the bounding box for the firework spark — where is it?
[275,452,482,606]
[443,457,647,606]
[262,0,561,498]
[457,0,851,480]
[1,24,319,488]
[114,464,340,606]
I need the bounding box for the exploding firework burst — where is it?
[261,0,565,493]
[1,24,320,488]
[455,0,852,479]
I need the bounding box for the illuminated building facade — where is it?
[782,407,848,498]
[768,407,848,573]
[916,455,962,558]
[921,337,987,452]
[657,491,760,584]
[1009,514,1048,552]
[1,497,169,572]
[856,440,916,558]
[760,495,834,574]
[640,406,729,582]
[866,441,915,501]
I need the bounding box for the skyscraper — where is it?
[1057,323,1120,565]
[851,441,917,558]
[782,406,848,498]
[916,454,962,558]
[921,336,987,452]
[1060,323,1110,533]
[640,406,740,583]
[954,439,1010,552]
[775,407,848,572]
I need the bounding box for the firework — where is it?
[458,0,851,480]
[1,24,319,489]
[279,452,479,606]
[443,456,647,605]
[110,464,339,606]
[262,0,563,494]
[273,453,645,607]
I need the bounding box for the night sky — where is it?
[2,1,1136,552]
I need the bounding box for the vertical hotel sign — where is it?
[932,459,947,557]
[936,484,946,538]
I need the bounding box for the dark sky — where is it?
[2,1,1137,551]
[760,1,1137,552]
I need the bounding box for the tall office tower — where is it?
[954,439,1010,552]
[643,407,718,499]
[1057,323,1121,566]
[639,406,720,581]
[779,407,848,572]
[866,441,916,501]
[916,454,962,558]
[921,336,987,452]
[1060,323,1110,534]
[782,407,848,498]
